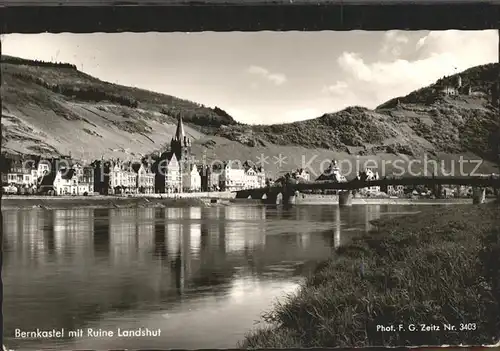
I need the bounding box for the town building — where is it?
[121,161,139,194]
[133,160,155,194]
[109,160,125,194]
[220,160,246,191]
[453,185,473,198]
[31,158,57,194]
[256,167,266,188]
[387,185,405,197]
[78,165,94,195]
[165,154,182,193]
[209,165,221,191]
[92,159,112,195]
[93,158,138,195]
[242,161,266,189]
[154,115,190,193]
[356,168,380,195]
[31,155,78,192]
[198,165,213,192]
[183,164,202,192]
[316,160,347,182]
[1,157,33,188]
[292,168,311,182]
[34,157,52,179]
[53,167,79,195]
[38,160,94,195]
[244,165,259,189]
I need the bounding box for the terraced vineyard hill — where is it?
[2,56,499,178]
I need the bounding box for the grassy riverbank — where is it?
[0,195,210,210]
[242,203,500,347]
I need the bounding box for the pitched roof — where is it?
[7,159,33,174]
[224,160,244,170]
[59,167,77,180]
[39,171,56,186]
[132,160,154,173]
[82,167,94,176]
[131,162,142,173]
[174,115,185,141]
[316,172,346,182]
[187,164,199,172]
[316,161,347,182]
[357,169,379,181]
[168,153,179,167]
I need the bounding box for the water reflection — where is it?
[334,206,341,249]
[365,205,381,232]
[2,203,420,350]
[225,206,266,253]
[136,207,155,261]
[110,209,137,265]
[189,207,202,256]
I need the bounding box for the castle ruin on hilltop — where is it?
[436,75,472,97]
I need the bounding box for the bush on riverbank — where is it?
[242,204,500,347]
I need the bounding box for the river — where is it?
[3,204,435,350]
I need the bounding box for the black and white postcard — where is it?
[2,28,500,350]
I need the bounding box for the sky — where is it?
[2,30,498,125]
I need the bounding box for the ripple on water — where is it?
[379,211,421,216]
[264,220,336,236]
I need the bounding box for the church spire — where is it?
[174,114,185,141]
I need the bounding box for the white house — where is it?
[358,168,380,195]
[244,166,259,189]
[242,165,266,189]
[183,164,202,192]
[293,168,311,182]
[133,161,155,194]
[220,160,246,191]
[108,160,138,194]
[53,164,94,195]
[36,159,51,179]
[387,185,405,197]
[121,161,138,194]
[53,167,78,195]
[110,162,124,193]
[165,154,182,193]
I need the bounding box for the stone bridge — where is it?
[234,176,500,206]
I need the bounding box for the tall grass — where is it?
[241,204,500,347]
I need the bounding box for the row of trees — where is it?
[2,55,77,70]
[12,72,139,108]
[162,106,234,129]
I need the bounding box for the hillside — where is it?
[217,64,500,161]
[1,55,237,156]
[1,56,499,178]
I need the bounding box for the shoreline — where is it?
[296,196,494,205]
[241,203,500,347]
[2,194,492,210]
[0,195,224,210]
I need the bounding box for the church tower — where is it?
[170,114,192,183]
